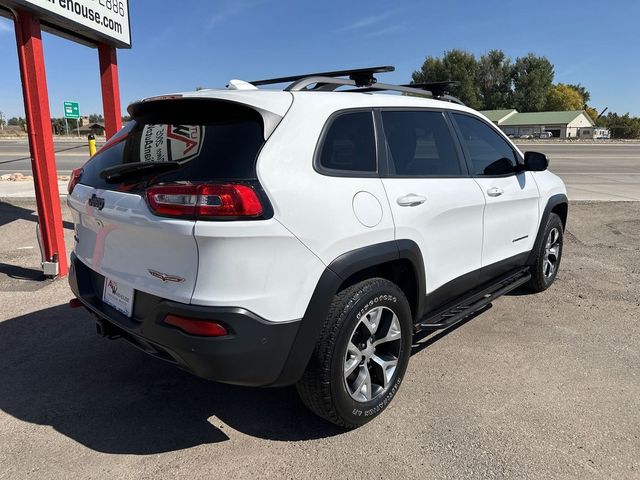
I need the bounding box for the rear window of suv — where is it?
[79,99,266,191]
[317,111,377,174]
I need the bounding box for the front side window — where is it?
[452,113,518,176]
[381,110,461,176]
[318,112,376,173]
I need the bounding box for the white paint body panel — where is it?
[191,219,325,322]
[256,94,396,265]
[473,172,540,266]
[382,177,485,293]
[67,184,198,304]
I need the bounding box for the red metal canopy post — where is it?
[14,9,68,277]
[98,43,122,139]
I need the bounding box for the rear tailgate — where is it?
[68,95,290,306]
[68,184,198,304]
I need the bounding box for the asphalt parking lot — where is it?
[0,199,638,479]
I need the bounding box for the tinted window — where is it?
[319,112,376,173]
[381,111,461,176]
[80,99,265,191]
[452,113,517,176]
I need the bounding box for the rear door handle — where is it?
[397,194,427,207]
[486,187,504,197]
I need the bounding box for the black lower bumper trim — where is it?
[68,253,301,387]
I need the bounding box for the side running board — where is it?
[414,267,531,333]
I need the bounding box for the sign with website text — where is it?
[2,0,131,47]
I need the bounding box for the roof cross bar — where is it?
[407,81,460,97]
[287,77,466,106]
[248,65,394,87]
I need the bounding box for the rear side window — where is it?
[381,111,461,176]
[318,111,376,173]
[452,113,517,176]
[80,99,265,191]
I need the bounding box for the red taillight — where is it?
[68,168,83,194]
[146,183,263,219]
[164,314,228,337]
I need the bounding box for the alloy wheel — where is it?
[343,306,402,402]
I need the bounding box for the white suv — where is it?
[68,66,567,428]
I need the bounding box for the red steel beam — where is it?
[98,43,122,139]
[14,9,68,276]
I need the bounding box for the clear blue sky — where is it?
[1,0,638,119]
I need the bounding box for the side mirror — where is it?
[524,151,549,171]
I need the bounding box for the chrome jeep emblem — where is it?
[148,269,185,283]
[88,194,105,210]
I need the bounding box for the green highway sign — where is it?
[63,101,80,119]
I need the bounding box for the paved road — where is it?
[1,140,639,200]
[516,143,640,201]
[0,139,98,175]
[0,200,638,479]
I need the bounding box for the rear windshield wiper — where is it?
[100,161,181,183]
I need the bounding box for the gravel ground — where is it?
[0,200,638,479]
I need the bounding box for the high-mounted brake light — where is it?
[164,314,228,337]
[68,168,83,194]
[146,183,263,219]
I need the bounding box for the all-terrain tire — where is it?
[296,278,413,428]
[525,212,564,292]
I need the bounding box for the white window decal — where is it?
[140,124,205,164]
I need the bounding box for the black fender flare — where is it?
[271,239,425,386]
[526,193,568,265]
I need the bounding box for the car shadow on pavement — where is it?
[0,304,343,454]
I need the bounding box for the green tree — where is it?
[599,112,640,139]
[585,106,599,123]
[545,83,584,111]
[476,49,513,109]
[8,117,20,126]
[567,83,590,105]
[412,49,482,109]
[51,118,66,135]
[89,114,104,123]
[511,54,554,112]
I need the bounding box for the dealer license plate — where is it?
[102,276,135,317]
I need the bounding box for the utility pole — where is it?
[0,111,4,131]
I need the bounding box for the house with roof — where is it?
[479,109,608,139]
[78,122,106,136]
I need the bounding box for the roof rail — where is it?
[247,66,465,106]
[345,81,465,105]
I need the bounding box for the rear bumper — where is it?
[68,253,301,386]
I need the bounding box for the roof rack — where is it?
[247,66,465,105]
[249,66,395,87]
[344,81,464,105]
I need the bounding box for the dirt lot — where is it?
[0,200,638,479]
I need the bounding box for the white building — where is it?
[480,109,608,139]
